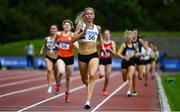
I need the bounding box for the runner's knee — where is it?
[89,74,96,80]
[47,68,53,73]
[57,59,65,73]
[66,77,70,81]
[99,65,105,76]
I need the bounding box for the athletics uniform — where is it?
[121,42,136,69]
[55,31,78,101]
[133,38,143,65]
[78,23,99,63]
[57,32,75,65]
[45,36,58,64]
[99,41,113,65]
[141,47,152,65]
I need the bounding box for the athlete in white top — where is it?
[40,24,58,93]
[72,7,105,109]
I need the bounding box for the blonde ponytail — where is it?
[75,7,95,24]
[75,11,84,24]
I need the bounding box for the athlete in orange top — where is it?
[58,31,74,57]
[54,20,79,103]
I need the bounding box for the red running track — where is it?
[0,70,160,111]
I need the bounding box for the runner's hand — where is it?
[49,49,54,55]
[124,56,131,61]
[102,46,107,55]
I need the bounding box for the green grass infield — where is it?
[161,73,180,111]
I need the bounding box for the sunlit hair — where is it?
[124,30,133,41]
[75,7,95,24]
[104,29,110,34]
[62,19,74,30]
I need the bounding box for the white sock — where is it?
[85,100,90,105]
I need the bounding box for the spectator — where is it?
[25,42,35,69]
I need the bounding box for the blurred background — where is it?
[0,0,180,71]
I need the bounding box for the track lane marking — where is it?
[156,72,171,111]
[0,77,45,88]
[17,84,86,112]
[17,73,119,112]
[0,74,41,81]
[0,76,80,98]
[91,80,128,112]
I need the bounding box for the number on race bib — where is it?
[88,35,95,40]
[59,42,70,49]
[126,50,135,56]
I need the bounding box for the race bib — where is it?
[125,49,135,56]
[84,31,98,42]
[59,42,70,49]
[46,42,52,51]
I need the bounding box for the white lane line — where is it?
[17,73,119,112]
[17,84,86,112]
[0,74,41,81]
[156,72,171,112]
[0,77,45,88]
[91,80,128,112]
[0,76,80,98]
[0,70,37,76]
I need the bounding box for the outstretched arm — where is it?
[97,25,107,54]
[117,42,131,61]
[117,42,126,59]
[40,37,46,55]
[97,26,103,48]
[72,18,88,42]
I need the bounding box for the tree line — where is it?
[0,0,179,44]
